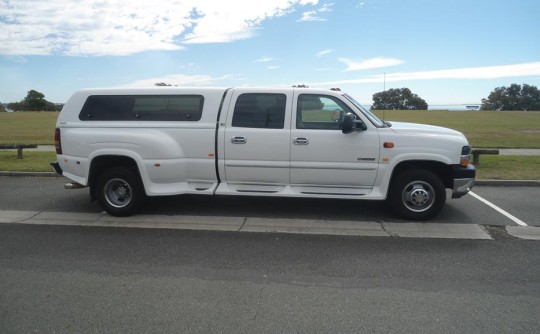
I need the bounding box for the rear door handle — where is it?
[231,136,247,144]
[293,137,309,145]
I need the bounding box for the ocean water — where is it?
[362,105,481,111]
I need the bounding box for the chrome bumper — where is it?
[452,177,475,198]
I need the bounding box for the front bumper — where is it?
[50,161,63,175]
[451,164,476,198]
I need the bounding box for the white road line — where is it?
[469,191,528,226]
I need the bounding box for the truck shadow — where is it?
[143,195,395,222]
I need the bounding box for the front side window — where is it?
[296,94,353,130]
[79,95,204,121]
[231,93,286,129]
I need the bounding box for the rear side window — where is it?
[232,93,286,129]
[79,95,204,121]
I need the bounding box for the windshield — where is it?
[343,93,386,127]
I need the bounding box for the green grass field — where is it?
[1,111,539,179]
[0,112,59,145]
[373,110,540,148]
[1,110,539,148]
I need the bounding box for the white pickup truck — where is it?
[51,87,475,220]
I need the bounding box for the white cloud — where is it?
[316,49,335,57]
[0,0,318,56]
[338,57,405,71]
[255,56,274,63]
[184,0,317,44]
[308,62,540,86]
[121,73,235,87]
[298,3,333,22]
[267,66,281,70]
[298,10,323,21]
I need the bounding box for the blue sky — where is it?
[1,0,539,107]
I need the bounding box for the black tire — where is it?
[389,169,446,220]
[97,167,144,217]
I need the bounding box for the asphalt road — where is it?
[1,176,539,333]
[1,223,539,333]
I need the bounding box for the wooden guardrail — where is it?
[0,144,38,159]
[471,149,499,165]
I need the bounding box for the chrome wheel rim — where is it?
[401,180,435,213]
[104,178,132,208]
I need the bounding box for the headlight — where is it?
[460,145,471,167]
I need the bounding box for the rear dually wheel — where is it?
[97,167,144,217]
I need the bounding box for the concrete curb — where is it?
[1,209,539,240]
[506,226,540,240]
[474,179,540,187]
[0,210,493,240]
[0,171,59,177]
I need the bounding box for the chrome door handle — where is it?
[293,137,309,145]
[231,136,247,144]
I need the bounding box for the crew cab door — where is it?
[290,93,380,195]
[219,89,292,193]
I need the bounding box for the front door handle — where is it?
[231,136,247,144]
[293,137,309,145]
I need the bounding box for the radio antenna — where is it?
[383,72,386,121]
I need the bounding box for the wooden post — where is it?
[471,149,499,166]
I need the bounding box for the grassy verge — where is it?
[1,151,538,180]
[475,155,540,180]
[0,151,57,172]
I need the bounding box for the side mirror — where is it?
[341,113,367,134]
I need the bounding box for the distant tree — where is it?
[481,84,540,111]
[300,95,324,110]
[371,88,428,110]
[155,82,172,86]
[45,101,63,111]
[293,84,309,88]
[24,89,47,111]
[0,102,6,112]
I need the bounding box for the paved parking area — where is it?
[0,176,538,239]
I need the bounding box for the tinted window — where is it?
[232,93,286,129]
[296,94,353,130]
[79,95,204,121]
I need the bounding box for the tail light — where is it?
[54,128,62,154]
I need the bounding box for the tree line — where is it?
[480,84,540,111]
[371,84,540,111]
[1,90,62,112]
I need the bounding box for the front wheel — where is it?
[389,170,446,220]
[97,167,144,217]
